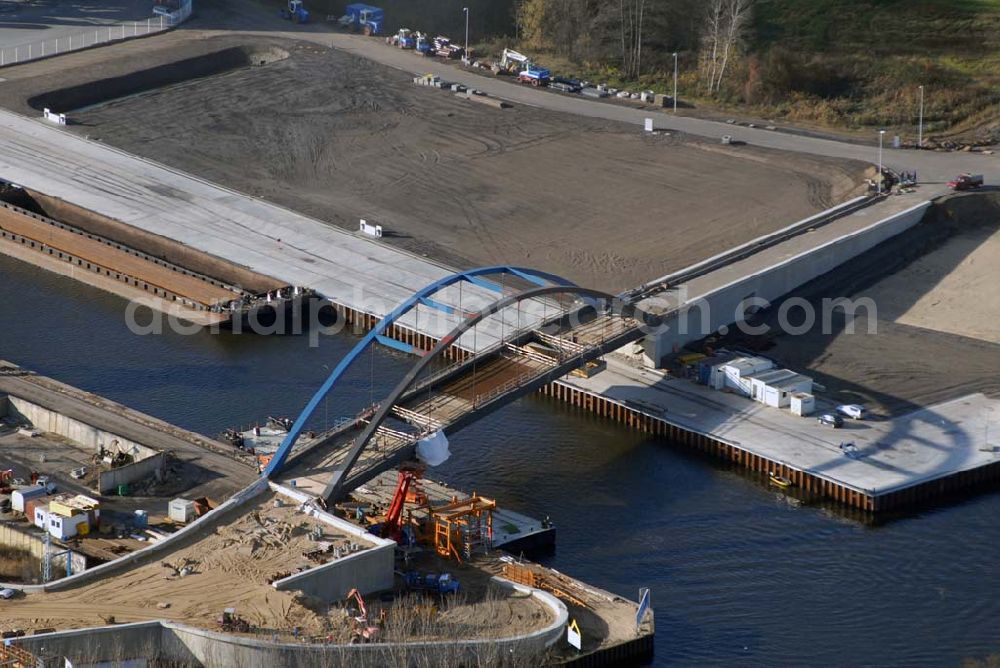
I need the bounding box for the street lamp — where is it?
[877,129,886,195]
[463,7,469,64]
[672,52,678,113]
[917,85,925,149]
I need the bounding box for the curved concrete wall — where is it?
[12,580,568,667]
[1,479,269,593]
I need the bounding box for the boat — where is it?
[769,472,793,489]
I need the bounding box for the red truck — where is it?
[947,173,984,191]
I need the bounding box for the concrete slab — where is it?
[0,109,554,350]
[563,356,1000,497]
[0,0,155,53]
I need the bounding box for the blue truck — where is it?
[402,571,460,595]
[517,66,551,87]
[338,3,383,36]
[279,0,309,24]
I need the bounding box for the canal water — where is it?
[1,253,998,666]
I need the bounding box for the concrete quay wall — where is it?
[648,200,933,362]
[7,394,151,457]
[12,582,567,668]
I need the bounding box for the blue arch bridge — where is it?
[263,265,657,506]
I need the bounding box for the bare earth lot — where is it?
[0,32,866,293]
[0,492,549,643]
[737,194,1000,416]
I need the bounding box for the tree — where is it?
[699,0,753,95]
[714,0,753,93]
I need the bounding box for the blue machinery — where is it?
[263,265,649,504]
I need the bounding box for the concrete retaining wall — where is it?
[97,451,167,494]
[13,580,567,668]
[7,395,146,455]
[0,522,86,577]
[649,200,932,362]
[267,482,395,600]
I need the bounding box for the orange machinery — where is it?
[430,494,496,563]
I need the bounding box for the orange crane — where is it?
[378,466,424,543]
[345,588,380,643]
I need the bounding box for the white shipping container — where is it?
[47,512,88,540]
[33,505,49,529]
[12,485,47,513]
[169,498,196,524]
[791,393,815,416]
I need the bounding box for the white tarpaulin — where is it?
[416,430,450,466]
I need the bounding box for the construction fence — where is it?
[0,0,192,69]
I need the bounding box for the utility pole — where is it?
[463,7,470,64]
[672,52,678,113]
[918,85,925,149]
[877,129,885,195]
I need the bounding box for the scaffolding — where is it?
[430,494,496,562]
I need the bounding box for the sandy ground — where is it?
[0,492,550,643]
[0,31,866,294]
[890,222,1000,345]
[719,194,1000,417]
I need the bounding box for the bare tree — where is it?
[700,0,752,95]
[700,0,725,94]
[618,0,649,79]
[714,0,753,92]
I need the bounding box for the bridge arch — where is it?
[263,266,580,478]
[317,284,649,503]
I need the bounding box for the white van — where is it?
[836,404,865,420]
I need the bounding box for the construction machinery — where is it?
[403,571,460,595]
[432,36,463,59]
[431,494,495,563]
[414,32,433,55]
[345,588,381,643]
[497,48,550,86]
[279,0,309,23]
[369,465,425,544]
[497,48,532,74]
[518,66,551,87]
[394,28,415,49]
[339,3,383,36]
[948,173,984,191]
[218,608,252,633]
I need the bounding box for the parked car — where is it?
[836,404,865,420]
[817,413,844,428]
[551,76,582,93]
[0,588,17,600]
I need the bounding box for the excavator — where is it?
[345,588,381,643]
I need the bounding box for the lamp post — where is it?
[672,52,678,113]
[463,7,469,64]
[877,129,886,195]
[918,85,924,149]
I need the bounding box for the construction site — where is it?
[0,0,997,665]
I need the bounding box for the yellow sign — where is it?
[567,618,582,650]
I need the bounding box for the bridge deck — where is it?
[281,313,645,499]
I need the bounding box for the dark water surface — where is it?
[1,254,997,666]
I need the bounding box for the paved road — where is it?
[0,370,256,500]
[0,0,155,53]
[307,30,997,185]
